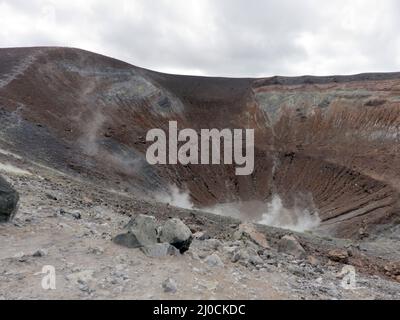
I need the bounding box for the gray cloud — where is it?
[0,0,399,77]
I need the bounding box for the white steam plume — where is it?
[202,194,321,233]
[154,185,194,210]
[152,185,320,234]
[258,195,321,232]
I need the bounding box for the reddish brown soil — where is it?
[0,47,399,239]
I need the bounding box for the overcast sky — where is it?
[0,0,399,77]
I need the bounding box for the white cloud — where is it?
[0,0,399,77]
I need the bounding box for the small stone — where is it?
[358,227,369,239]
[71,211,82,220]
[60,209,81,220]
[198,280,219,291]
[222,246,238,255]
[193,231,210,240]
[383,262,400,277]
[328,249,349,263]
[249,255,264,266]
[32,249,48,257]
[244,240,261,252]
[231,248,254,263]
[87,247,104,255]
[162,278,177,293]
[307,255,319,266]
[13,252,27,262]
[205,254,224,267]
[45,194,58,201]
[140,243,180,258]
[66,270,95,285]
[278,235,306,259]
[384,264,392,272]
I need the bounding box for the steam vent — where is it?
[0,47,399,240]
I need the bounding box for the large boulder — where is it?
[0,176,19,223]
[113,214,158,248]
[278,235,306,259]
[159,218,193,253]
[233,223,270,248]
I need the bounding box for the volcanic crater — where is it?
[0,47,399,239]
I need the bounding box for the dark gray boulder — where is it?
[159,218,193,253]
[113,214,158,248]
[113,215,194,254]
[0,176,19,223]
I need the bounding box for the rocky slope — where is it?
[0,47,399,299]
[1,47,399,239]
[0,156,399,300]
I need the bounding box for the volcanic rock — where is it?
[32,249,48,258]
[1,47,400,300]
[0,176,19,223]
[307,255,320,266]
[162,278,178,293]
[0,48,399,240]
[205,254,224,268]
[60,209,82,220]
[159,218,193,253]
[328,249,349,263]
[278,235,306,259]
[140,243,180,258]
[249,254,264,266]
[113,214,158,248]
[233,223,270,248]
[231,248,258,264]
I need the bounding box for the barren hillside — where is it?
[0,47,399,299]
